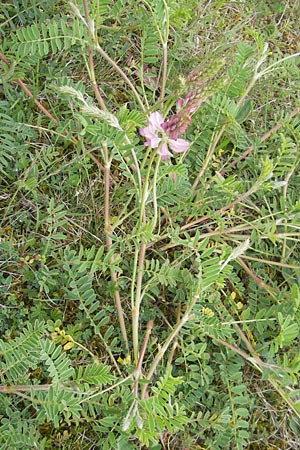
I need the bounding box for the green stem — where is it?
[103,144,129,352]
[95,43,146,112]
[133,319,153,397]
[139,150,158,224]
[160,43,168,103]
[151,156,161,229]
[132,243,146,363]
[80,375,133,404]
[160,0,169,102]
[82,0,107,111]
[132,151,158,363]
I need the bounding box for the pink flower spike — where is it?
[140,111,189,160]
[176,98,184,109]
[168,138,190,153]
[169,131,178,140]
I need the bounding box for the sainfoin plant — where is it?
[0,0,300,449]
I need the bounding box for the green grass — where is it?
[0,0,300,448]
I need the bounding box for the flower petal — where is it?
[148,137,162,149]
[157,142,173,159]
[168,138,189,153]
[148,112,164,131]
[139,126,157,141]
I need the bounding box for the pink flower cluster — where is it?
[139,74,206,160]
[161,110,191,140]
[139,112,189,161]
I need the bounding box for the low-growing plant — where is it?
[1,0,300,448]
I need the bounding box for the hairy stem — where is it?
[132,243,146,363]
[151,156,161,229]
[132,151,157,363]
[160,43,168,103]
[82,0,107,111]
[159,0,169,102]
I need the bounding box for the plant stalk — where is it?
[82,0,107,111]
[131,151,158,362]
[103,144,129,352]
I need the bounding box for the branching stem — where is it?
[133,320,153,397]
[132,151,157,362]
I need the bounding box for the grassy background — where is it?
[1,0,300,448]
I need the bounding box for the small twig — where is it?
[94,43,146,112]
[160,43,168,104]
[141,285,201,400]
[159,0,169,102]
[80,374,133,404]
[237,256,277,294]
[167,303,180,366]
[220,107,299,175]
[217,338,254,362]
[0,384,51,392]
[135,320,154,376]
[181,183,261,232]
[215,338,278,371]
[141,312,190,400]
[80,139,104,171]
[233,323,258,357]
[241,254,300,270]
[0,51,58,125]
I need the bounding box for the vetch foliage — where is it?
[1,0,300,448]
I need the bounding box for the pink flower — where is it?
[140,112,189,161]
